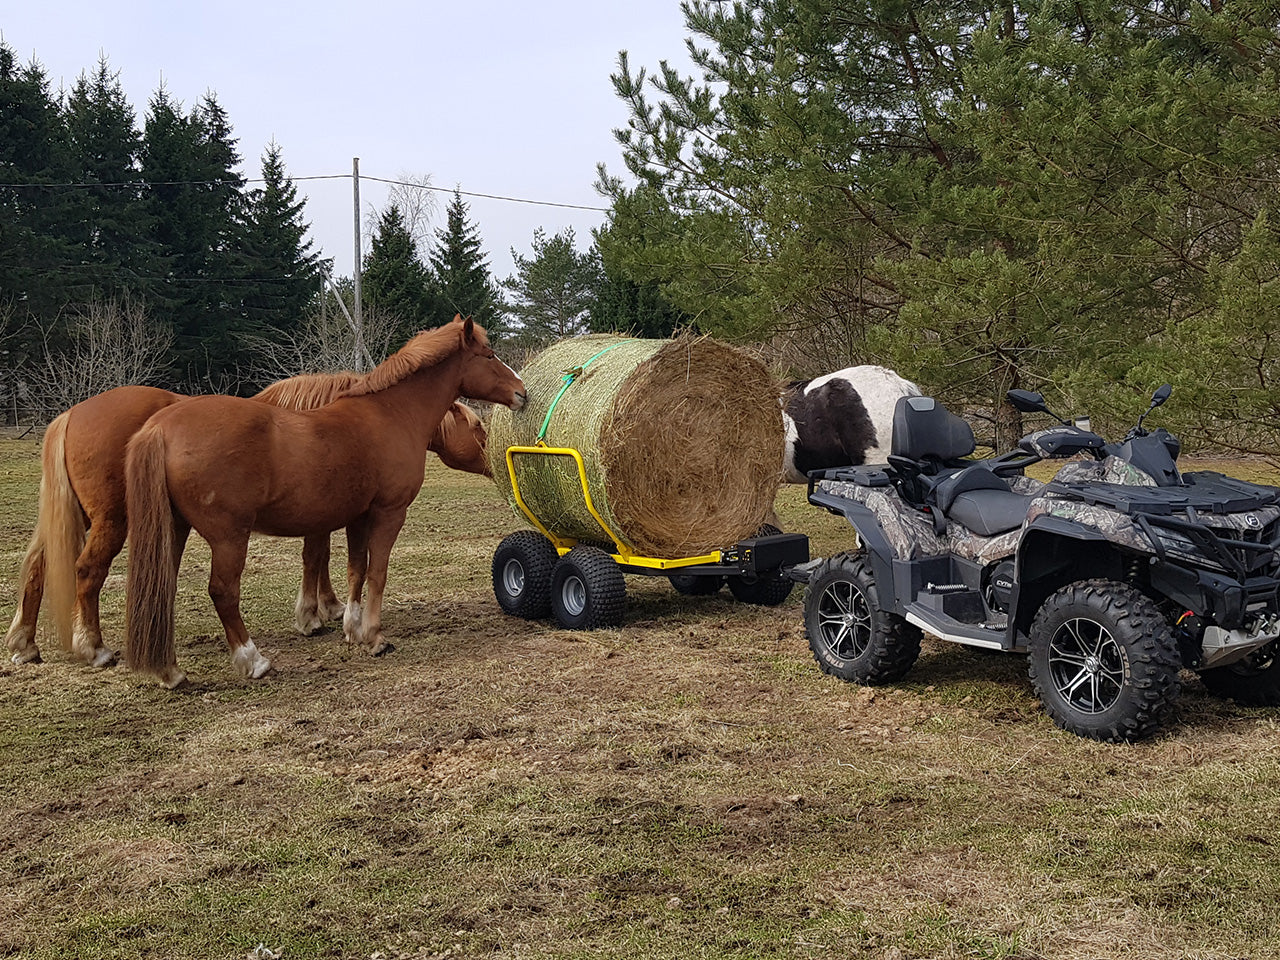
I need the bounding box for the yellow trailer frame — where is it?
[504,443,723,572]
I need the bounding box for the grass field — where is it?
[2,437,1279,960]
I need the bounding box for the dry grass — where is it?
[2,439,1279,959]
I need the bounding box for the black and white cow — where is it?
[782,365,921,482]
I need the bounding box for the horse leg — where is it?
[351,508,408,657]
[315,535,347,622]
[207,533,271,680]
[342,517,372,648]
[6,547,45,665]
[295,533,328,636]
[70,519,128,668]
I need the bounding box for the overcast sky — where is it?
[1,1,696,282]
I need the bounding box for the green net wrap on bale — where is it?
[487,334,784,558]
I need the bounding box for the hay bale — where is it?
[487,334,783,558]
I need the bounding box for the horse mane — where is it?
[337,321,486,399]
[254,370,365,411]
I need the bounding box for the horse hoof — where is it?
[88,647,117,669]
[160,669,188,690]
[295,616,324,637]
[10,649,41,665]
[370,640,394,658]
[231,641,272,680]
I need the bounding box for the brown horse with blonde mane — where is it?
[123,315,524,687]
[6,347,492,671]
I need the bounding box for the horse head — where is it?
[455,315,526,411]
[433,401,491,477]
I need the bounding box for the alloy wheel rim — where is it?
[816,580,872,660]
[1048,617,1126,714]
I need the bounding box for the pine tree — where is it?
[426,189,503,334]
[363,203,431,343]
[501,227,597,350]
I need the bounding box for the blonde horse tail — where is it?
[14,412,85,652]
[124,423,180,685]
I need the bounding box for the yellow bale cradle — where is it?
[486,334,784,559]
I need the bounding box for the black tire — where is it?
[669,573,724,596]
[1198,641,1280,706]
[1028,579,1181,743]
[492,530,559,620]
[550,546,627,630]
[727,573,794,606]
[804,553,922,684]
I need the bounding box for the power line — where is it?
[361,175,608,213]
[0,171,610,211]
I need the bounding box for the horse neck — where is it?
[363,352,468,445]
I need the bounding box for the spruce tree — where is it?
[426,189,503,334]
[0,43,75,331]
[62,55,149,305]
[238,141,325,344]
[363,203,431,343]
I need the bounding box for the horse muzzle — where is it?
[510,390,528,412]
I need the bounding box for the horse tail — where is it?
[24,412,85,651]
[124,423,179,681]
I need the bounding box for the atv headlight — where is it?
[1149,527,1224,571]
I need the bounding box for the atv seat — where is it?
[932,466,1034,537]
[889,396,978,505]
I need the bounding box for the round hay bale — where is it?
[487,334,783,558]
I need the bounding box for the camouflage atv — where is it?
[800,385,1280,742]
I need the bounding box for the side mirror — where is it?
[1151,383,1172,407]
[1006,389,1049,415]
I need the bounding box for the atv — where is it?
[800,384,1280,742]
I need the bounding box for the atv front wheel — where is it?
[1198,640,1280,706]
[804,553,922,684]
[1028,579,1181,742]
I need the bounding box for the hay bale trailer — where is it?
[487,335,809,629]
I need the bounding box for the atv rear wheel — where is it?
[804,553,921,684]
[727,572,794,606]
[1198,640,1280,706]
[1028,579,1181,743]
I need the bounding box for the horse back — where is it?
[63,385,182,524]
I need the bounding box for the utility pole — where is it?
[352,157,367,370]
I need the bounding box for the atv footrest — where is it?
[917,585,986,624]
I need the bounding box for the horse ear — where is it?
[461,315,476,342]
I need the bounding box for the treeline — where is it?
[0,38,691,419]
[0,44,328,401]
[600,1,1280,451]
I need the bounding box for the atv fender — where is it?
[808,489,897,596]
[1010,515,1130,640]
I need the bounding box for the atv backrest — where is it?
[890,396,976,464]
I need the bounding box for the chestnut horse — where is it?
[6,374,490,669]
[124,315,524,687]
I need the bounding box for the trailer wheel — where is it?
[492,530,559,619]
[1028,579,1181,743]
[727,573,794,606]
[804,553,921,683]
[669,573,724,596]
[551,546,626,630]
[1198,640,1280,706]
